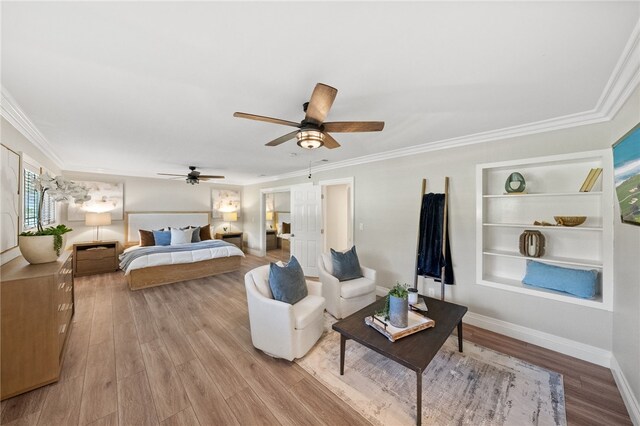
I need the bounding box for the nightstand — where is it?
[73,241,119,277]
[215,232,243,250]
[266,229,277,250]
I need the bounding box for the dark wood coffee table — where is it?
[332,296,467,426]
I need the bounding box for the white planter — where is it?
[19,235,65,264]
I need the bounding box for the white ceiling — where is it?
[2,2,639,184]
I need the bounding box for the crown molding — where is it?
[595,18,640,119]
[0,87,65,169]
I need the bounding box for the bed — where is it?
[122,211,244,290]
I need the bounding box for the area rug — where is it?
[296,316,566,426]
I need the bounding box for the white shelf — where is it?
[483,192,602,198]
[482,249,602,268]
[482,223,603,231]
[476,149,613,312]
[479,275,606,310]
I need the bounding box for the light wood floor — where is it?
[1,254,631,425]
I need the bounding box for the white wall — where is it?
[610,86,640,412]
[60,171,242,247]
[1,117,62,264]
[325,184,349,251]
[242,86,640,358]
[273,191,290,212]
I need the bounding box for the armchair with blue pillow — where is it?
[318,246,377,319]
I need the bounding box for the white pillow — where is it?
[170,227,194,245]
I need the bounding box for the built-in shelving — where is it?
[476,150,613,311]
[482,223,603,231]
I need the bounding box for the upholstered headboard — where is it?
[125,211,211,245]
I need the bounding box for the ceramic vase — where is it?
[389,294,408,328]
[19,235,64,264]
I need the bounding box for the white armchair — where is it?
[244,265,325,361]
[318,253,377,319]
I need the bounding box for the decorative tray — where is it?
[365,311,435,342]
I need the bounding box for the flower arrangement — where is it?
[19,173,90,255]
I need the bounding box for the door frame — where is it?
[259,185,291,257]
[319,177,355,252]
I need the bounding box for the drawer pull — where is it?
[59,324,66,334]
[59,282,65,290]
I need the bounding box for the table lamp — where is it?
[223,211,237,233]
[85,212,111,241]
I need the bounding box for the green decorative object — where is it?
[505,172,526,193]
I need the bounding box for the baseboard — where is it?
[463,311,612,367]
[611,356,640,425]
[246,248,262,257]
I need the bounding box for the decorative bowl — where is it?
[554,216,587,227]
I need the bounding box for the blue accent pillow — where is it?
[269,256,308,305]
[152,230,171,246]
[331,246,363,282]
[522,260,598,299]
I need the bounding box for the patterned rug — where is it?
[296,316,566,426]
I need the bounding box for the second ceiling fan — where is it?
[233,83,384,150]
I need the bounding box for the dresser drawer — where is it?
[76,248,115,261]
[76,258,117,275]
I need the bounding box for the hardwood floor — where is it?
[0,253,631,425]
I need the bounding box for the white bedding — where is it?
[278,233,291,240]
[122,243,244,275]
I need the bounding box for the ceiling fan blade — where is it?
[198,175,225,179]
[323,121,385,133]
[323,133,341,149]
[266,130,299,147]
[233,112,300,128]
[305,83,337,124]
[157,173,185,177]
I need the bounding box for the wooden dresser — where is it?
[73,241,118,276]
[1,251,74,400]
[215,232,243,250]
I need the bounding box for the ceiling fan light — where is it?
[296,130,324,150]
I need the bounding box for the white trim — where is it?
[0,88,64,169]
[596,19,640,119]
[611,355,640,426]
[463,311,612,367]
[246,247,262,257]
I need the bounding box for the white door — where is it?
[290,183,321,277]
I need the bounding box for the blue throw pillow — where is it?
[152,230,171,246]
[522,260,598,299]
[331,246,363,282]
[269,256,308,305]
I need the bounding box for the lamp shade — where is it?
[223,211,238,222]
[85,212,112,226]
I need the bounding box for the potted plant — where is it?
[19,173,89,264]
[377,283,409,328]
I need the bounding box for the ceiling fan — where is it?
[158,166,224,185]
[234,83,384,150]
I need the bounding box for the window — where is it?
[23,167,55,230]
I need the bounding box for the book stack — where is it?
[579,168,603,192]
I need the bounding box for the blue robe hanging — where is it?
[416,193,454,284]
